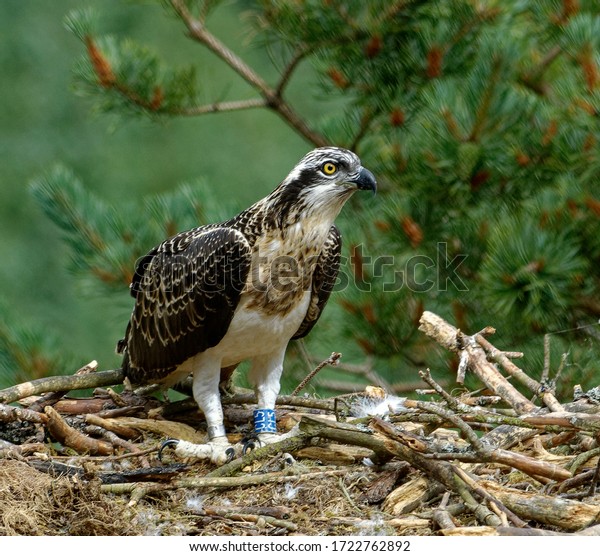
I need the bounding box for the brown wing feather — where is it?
[292,225,341,340]
[121,226,252,384]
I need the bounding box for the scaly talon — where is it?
[158,438,179,462]
[225,447,236,462]
[242,440,256,454]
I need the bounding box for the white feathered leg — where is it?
[248,349,295,446]
[166,353,236,465]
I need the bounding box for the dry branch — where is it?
[475,334,563,411]
[101,468,348,493]
[0,369,124,405]
[418,311,536,413]
[291,352,341,396]
[498,524,600,536]
[453,467,528,528]
[26,360,100,412]
[206,433,311,478]
[479,479,600,531]
[0,403,47,424]
[433,493,456,530]
[84,414,140,440]
[44,406,113,456]
[298,415,392,462]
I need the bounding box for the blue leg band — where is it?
[254,408,277,434]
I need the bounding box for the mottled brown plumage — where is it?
[117,147,376,464]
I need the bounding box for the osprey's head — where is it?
[274,147,376,221]
[283,146,376,194]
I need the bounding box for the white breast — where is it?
[206,290,311,367]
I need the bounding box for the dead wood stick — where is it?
[412,400,484,451]
[395,405,568,435]
[181,468,348,488]
[480,479,600,531]
[452,473,502,527]
[522,412,600,432]
[388,403,570,481]
[0,369,125,405]
[206,433,311,478]
[418,311,536,414]
[475,335,563,412]
[291,352,341,396]
[431,447,571,481]
[498,524,600,536]
[0,403,47,424]
[202,505,291,520]
[569,446,600,474]
[0,440,46,459]
[505,442,573,481]
[589,457,600,498]
[298,415,393,462]
[460,395,502,407]
[27,361,99,412]
[84,425,149,465]
[374,419,522,528]
[206,511,297,532]
[306,352,397,392]
[541,430,577,448]
[171,382,337,412]
[439,525,498,536]
[186,505,298,531]
[460,412,562,433]
[52,397,118,415]
[0,439,23,459]
[84,414,140,440]
[44,406,113,456]
[418,369,472,412]
[479,423,539,451]
[98,464,188,484]
[102,468,348,494]
[453,467,528,528]
[372,416,570,481]
[105,446,159,461]
[225,393,336,412]
[96,406,145,419]
[433,492,456,530]
[371,418,472,490]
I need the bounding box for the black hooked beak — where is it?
[351,166,377,193]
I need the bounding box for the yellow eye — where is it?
[322,162,338,176]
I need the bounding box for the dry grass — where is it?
[0,456,402,536]
[0,460,136,535]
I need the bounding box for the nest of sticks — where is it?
[1,311,599,536]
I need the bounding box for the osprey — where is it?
[118,147,376,464]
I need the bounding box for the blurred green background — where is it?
[3,1,599,396]
[0,0,324,376]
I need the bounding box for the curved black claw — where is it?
[241,432,261,455]
[158,438,179,462]
[242,441,256,455]
[225,447,236,463]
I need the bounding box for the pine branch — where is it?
[173,98,266,116]
[275,46,310,97]
[169,0,328,147]
[520,46,563,95]
[469,57,502,142]
[349,107,378,152]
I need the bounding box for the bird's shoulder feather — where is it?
[122,225,252,382]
